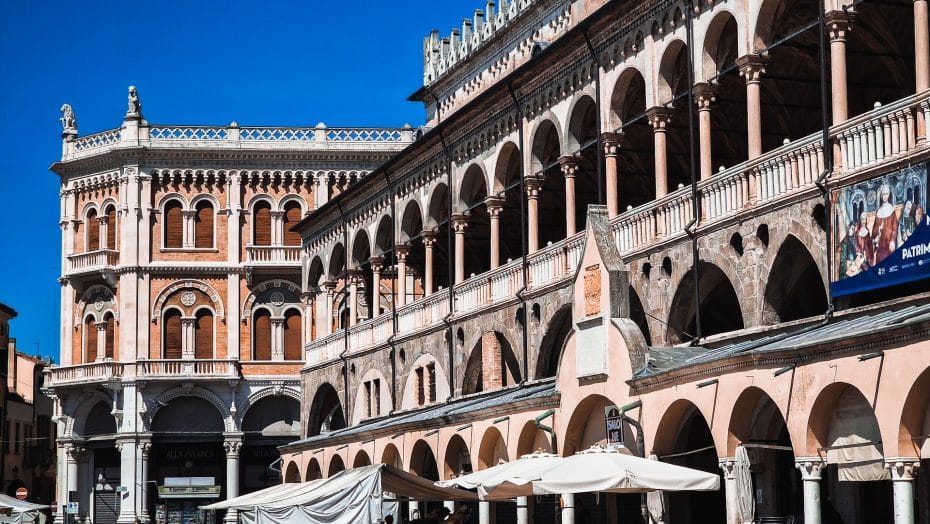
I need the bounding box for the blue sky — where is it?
[0,0,477,360]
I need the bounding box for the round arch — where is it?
[152,279,226,323]
[443,434,472,480]
[667,261,744,344]
[563,394,638,456]
[284,462,301,483]
[763,234,827,323]
[306,382,346,438]
[381,443,403,469]
[351,229,371,268]
[399,200,424,243]
[477,426,509,470]
[516,420,553,457]
[409,439,440,481]
[328,454,346,477]
[306,458,322,481]
[353,450,372,468]
[899,366,930,458]
[150,395,227,435]
[461,331,522,395]
[535,305,573,379]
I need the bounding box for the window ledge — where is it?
[160,248,220,253]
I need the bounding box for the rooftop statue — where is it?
[127,85,142,117]
[59,104,77,134]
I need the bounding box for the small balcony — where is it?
[245,245,301,266]
[67,249,119,275]
[136,359,241,380]
[45,361,123,388]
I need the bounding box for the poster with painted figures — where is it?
[832,162,930,297]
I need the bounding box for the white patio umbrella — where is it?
[530,446,720,495]
[735,445,755,524]
[646,455,668,524]
[435,451,562,500]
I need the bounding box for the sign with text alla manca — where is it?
[156,485,221,499]
[604,406,624,448]
[831,161,930,297]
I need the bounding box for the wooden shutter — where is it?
[283,309,302,360]
[85,317,97,363]
[195,201,214,248]
[253,310,272,360]
[106,206,117,250]
[164,201,184,248]
[283,202,302,246]
[194,310,214,359]
[104,314,115,359]
[163,310,182,359]
[87,209,100,251]
[254,202,272,245]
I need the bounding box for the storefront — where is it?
[155,478,220,524]
[149,444,225,524]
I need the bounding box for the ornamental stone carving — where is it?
[60,104,77,134]
[127,86,142,117]
[270,292,286,307]
[180,291,197,307]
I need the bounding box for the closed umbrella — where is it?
[531,446,720,495]
[435,451,561,500]
[735,445,755,524]
[646,455,667,524]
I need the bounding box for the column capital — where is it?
[795,457,826,480]
[558,155,580,177]
[394,244,410,261]
[181,209,198,219]
[718,459,737,479]
[825,10,855,41]
[693,82,716,110]
[451,213,469,232]
[97,215,110,225]
[322,280,337,295]
[66,444,87,462]
[95,321,109,331]
[269,210,286,219]
[140,440,152,457]
[601,132,622,156]
[420,230,439,247]
[347,269,364,285]
[484,196,504,216]
[646,106,672,130]
[224,439,243,457]
[524,175,543,198]
[737,54,767,83]
[368,255,384,271]
[886,459,920,480]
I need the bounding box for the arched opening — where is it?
[727,388,800,520]
[241,396,300,493]
[283,309,302,360]
[353,450,371,468]
[351,230,373,321]
[162,309,182,359]
[328,243,347,331]
[305,458,322,481]
[398,202,426,301]
[282,201,303,246]
[657,40,694,192]
[494,142,525,264]
[105,205,117,250]
[443,434,472,480]
[610,68,655,210]
[284,462,301,483]
[900,366,930,519]
[477,427,508,470]
[531,120,566,247]
[103,312,115,360]
[652,400,725,524]
[194,200,214,249]
[328,455,345,477]
[163,200,183,248]
[536,306,572,379]
[252,309,272,361]
[409,440,440,480]
[459,164,491,277]
[194,309,213,359]
[566,95,602,231]
[808,383,893,523]
[83,401,117,437]
[629,286,652,345]
[374,214,398,312]
[516,420,554,457]
[381,443,402,469]
[427,184,452,291]
[763,235,827,323]
[462,332,522,395]
[306,383,345,438]
[701,11,748,172]
[667,261,744,344]
[252,201,272,246]
[84,315,98,362]
[87,208,100,251]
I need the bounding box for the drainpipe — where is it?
[815,0,836,321]
[383,170,399,413]
[618,400,647,522]
[683,0,703,344]
[582,30,605,206]
[534,409,556,452]
[508,82,531,382]
[335,200,350,422]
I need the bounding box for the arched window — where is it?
[84,315,97,363]
[194,309,214,359]
[194,200,215,249]
[103,312,115,359]
[253,201,272,246]
[105,206,117,250]
[283,309,302,360]
[164,200,184,249]
[87,209,100,251]
[283,201,303,246]
[253,309,272,360]
[163,309,183,359]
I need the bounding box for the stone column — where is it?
[116,438,139,524]
[796,458,826,524]
[98,215,109,251]
[180,317,197,358]
[395,245,409,307]
[369,256,384,314]
[694,83,716,181]
[452,214,469,284]
[559,156,580,236]
[323,281,336,336]
[827,12,854,124]
[647,107,672,198]
[270,318,285,360]
[720,459,739,524]
[95,321,107,361]
[301,292,314,346]
[561,493,575,524]
[65,444,85,501]
[347,270,360,326]
[525,176,543,253]
[140,441,152,523]
[485,197,503,269]
[420,232,438,294]
[269,210,285,246]
[479,501,494,524]
[917,0,930,92]
[888,460,919,524]
[224,440,242,524]
[181,209,197,248]
[516,496,530,524]
[738,54,767,160]
[602,132,622,217]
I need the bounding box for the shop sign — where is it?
[157,486,221,499]
[604,406,624,448]
[832,162,930,296]
[65,503,79,515]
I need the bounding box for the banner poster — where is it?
[831,162,930,297]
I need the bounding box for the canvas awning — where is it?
[436,451,561,500]
[0,494,49,524]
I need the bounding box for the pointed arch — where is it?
[667,261,744,344]
[764,234,827,323]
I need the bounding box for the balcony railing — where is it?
[137,359,240,379]
[246,245,301,265]
[304,91,930,368]
[67,249,120,273]
[45,361,123,387]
